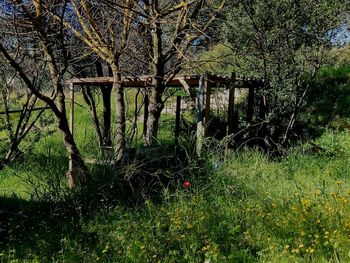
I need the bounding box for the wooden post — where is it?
[0,106,48,115]
[246,83,254,124]
[142,92,149,141]
[258,81,268,139]
[204,74,211,137]
[69,84,75,135]
[68,83,75,175]
[228,72,236,135]
[174,96,181,148]
[196,74,205,156]
[246,80,256,139]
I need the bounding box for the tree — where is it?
[0,0,88,188]
[74,59,113,153]
[51,0,137,161]
[137,0,224,146]
[0,63,48,169]
[206,0,349,148]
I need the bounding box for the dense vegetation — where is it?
[2,69,350,261]
[1,0,350,262]
[1,125,350,262]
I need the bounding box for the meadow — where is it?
[1,90,350,262]
[0,0,349,261]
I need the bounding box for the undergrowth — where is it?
[1,129,350,262]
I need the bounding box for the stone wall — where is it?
[163,88,247,114]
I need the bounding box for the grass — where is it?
[1,129,350,262]
[1,90,350,262]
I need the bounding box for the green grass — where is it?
[1,129,350,262]
[0,91,181,202]
[1,89,350,262]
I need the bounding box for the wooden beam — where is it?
[174,96,181,147]
[246,85,254,124]
[196,74,205,157]
[69,84,75,135]
[0,106,49,115]
[228,72,237,135]
[66,74,234,88]
[68,83,75,173]
[228,87,235,134]
[204,74,211,137]
[178,77,191,94]
[142,92,149,141]
[178,76,197,104]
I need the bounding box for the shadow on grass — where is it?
[0,195,101,261]
[0,144,201,261]
[85,144,199,207]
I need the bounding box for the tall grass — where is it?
[1,130,350,262]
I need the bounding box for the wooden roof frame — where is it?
[66,74,233,88]
[65,73,263,169]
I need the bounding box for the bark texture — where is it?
[112,64,126,161]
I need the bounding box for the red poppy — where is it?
[182,181,190,187]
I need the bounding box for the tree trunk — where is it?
[144,18,164,146]
[57,113,88,188]
[111,64,126,161]
[82,87,104,149]
[0,143,20,171]
[95,61,112,146]
[144,79,164,146]
[56,89,88,188]
[101,85,112,146]
[0,35,88,189]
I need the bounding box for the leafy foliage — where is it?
[305,64,350,130]
[199,0,349,147]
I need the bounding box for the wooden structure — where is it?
[67,74,231,88]
[66,73,262,167]
[0,106,49,115]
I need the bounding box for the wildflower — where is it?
[301,198,312,208]
[202,245,209,252]
[336,180,343,185]
[306,247,315,254]
[102,243,109,254]
[341,197,348,203]
[182,181,190,187]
